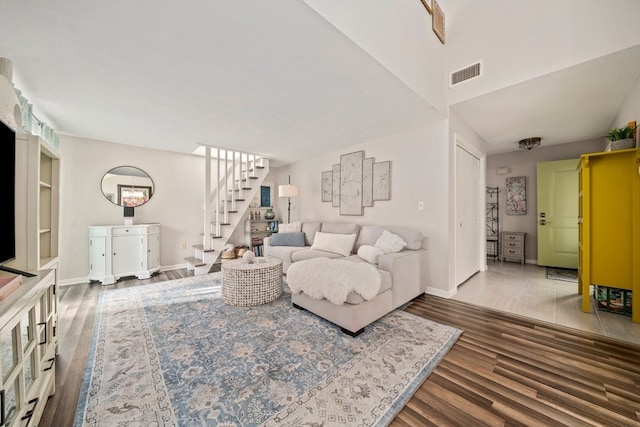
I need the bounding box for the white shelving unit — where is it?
[2,134,60,426]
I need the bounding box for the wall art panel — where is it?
[373,161,391,201]
[332,164,340,207]
[321,171,332,202]
[340,151,364,215]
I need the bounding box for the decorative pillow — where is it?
[357,245,384,264]
[278,221,301,233]
[269,232,305,247]
[310,232,357,257]
[374,230,407,254]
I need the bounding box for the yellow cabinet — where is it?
[578,148,640,323]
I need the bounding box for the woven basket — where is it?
[221,250,236,259]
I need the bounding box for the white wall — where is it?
[58,135,207,285]
[610,72,640,131]
[272,122,453,295]
[445,0,640,105]
[449,110,488,281]
[486,139,603,264]
[303,0,446,114]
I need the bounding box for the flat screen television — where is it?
[0,119,16,268]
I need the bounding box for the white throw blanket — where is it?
[286,258,382,305]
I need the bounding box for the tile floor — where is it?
[454,260,640,345]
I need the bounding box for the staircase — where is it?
[185,146,270,275]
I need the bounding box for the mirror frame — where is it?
[101,166,154,207]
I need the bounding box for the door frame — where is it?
[454,133,487,286]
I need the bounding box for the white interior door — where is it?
[456,145,481,285]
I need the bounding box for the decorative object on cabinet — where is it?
[321,150,391,215]
[432,0,445,43]
[88,224,161,285]
[578,148,639,323]
[603,121,636,151]
[501,231,526,264]
[101,166,154,207]
[264,208,275,220]
[278,175,299,223]
[505,176,526,215]
[486,187,500,261]
[518,137,541,151]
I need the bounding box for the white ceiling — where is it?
[0,1,638,165]
[451,45,640,154]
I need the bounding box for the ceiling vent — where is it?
[450,61,482,87]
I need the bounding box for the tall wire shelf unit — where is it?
[486,187,500,261]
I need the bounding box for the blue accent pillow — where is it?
[270,232,305,247]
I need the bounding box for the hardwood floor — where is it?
[42,269,640,426]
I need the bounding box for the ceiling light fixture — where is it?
[519,137,541,151]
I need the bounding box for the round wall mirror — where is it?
[101,166,154,207]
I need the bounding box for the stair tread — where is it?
[184,256,206,267]
[192,244,215,252]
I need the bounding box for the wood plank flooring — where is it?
[41,270,640,426]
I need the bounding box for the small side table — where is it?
[221,257,283,306]
[501,231,526,264]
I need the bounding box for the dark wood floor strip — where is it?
[39,273,640,426]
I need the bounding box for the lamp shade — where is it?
[278,184,299,198]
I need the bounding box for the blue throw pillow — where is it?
[270,232,305,247]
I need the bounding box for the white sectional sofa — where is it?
[263,221,428,336]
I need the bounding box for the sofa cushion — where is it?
[310,232,357,257]
[266,245,304,263]
[278,221,301,233]
[291,249,344,263]
[270,232,305,247]
[321,222,360,235]
[356,225,424,251]
[374,230,407,254]
[301,222,322,246]
[357,245,384,264]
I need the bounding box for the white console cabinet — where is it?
[88,224,161,285]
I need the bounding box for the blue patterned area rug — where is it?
[74,273,461,426]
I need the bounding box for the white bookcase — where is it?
[1,134,60,426]
[9,134,60,272]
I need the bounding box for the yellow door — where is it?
[537,159,579,268]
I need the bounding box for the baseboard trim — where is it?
[425,287,457,299]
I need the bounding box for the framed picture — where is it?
[506,176,526,215]
[118,185,152,207]
[432,0,445,44]
[420,0,432,14]
[260,185,271,207]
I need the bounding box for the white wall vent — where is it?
[450,61,482,87]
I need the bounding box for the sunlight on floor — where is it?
[454,261,640,345]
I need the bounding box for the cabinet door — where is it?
[146,234,160,270]
[89,237,106,277]
[112,235,142,274]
